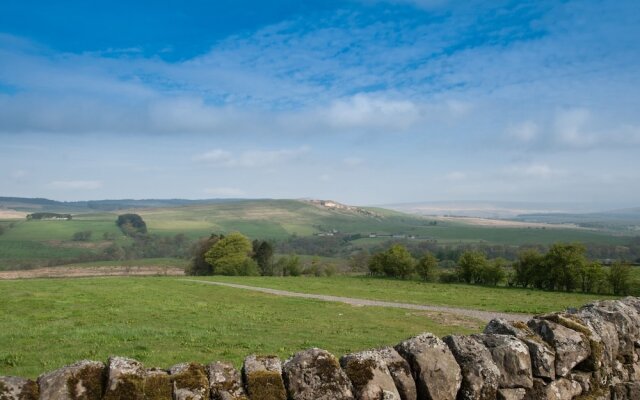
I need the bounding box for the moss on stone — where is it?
[344,358,375,388]
[386,360,411,376]
[245,370,286,400]
[66,364,104,400]
[18,380,39,400]
[103,374,144,400]
[143,374,172,400]
[171,363,208,393]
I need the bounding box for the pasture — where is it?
[0,276,482,378]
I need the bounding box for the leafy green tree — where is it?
[457,251,488,284]
[72,230,92,241]
[348,250,370,272]
[514,249,544,288]
[205,232,258,276]
[252,240,274,276]
[383,244,416,279]
[116,214,147,236]
[275,255,301,276]
[480,258,507,286]
[187,234,222,275]
[367,252,386,276]
[608,261,632,295]
[416,252,438,282]
[544,243,587,292]
[579,261,606,293]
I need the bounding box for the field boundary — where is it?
[182,279,531,322]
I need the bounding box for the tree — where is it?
[579,261,606,293]
[348,250,370,272]
[252,240,274,276]
[187,234,222,275]
[383,244,416,279]
[544,243,587,292]
[481,258,507,286]
[205,232,258,276]
[116,214,147,236]
[457,251,488,284]
[368,252,386,276]
[514,249,544,288]
[608,261,632,295]
[416,252,438,282]
[274,255,301,276]
[72,230,92,241]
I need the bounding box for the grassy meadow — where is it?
[0,276,482,378]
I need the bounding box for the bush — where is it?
[72,230,92,241]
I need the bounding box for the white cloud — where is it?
[48,180,103,190]
[508,121,538,143]
[322,94,420,132]
[203,187,245,197]
[554,108,597,148]
[194,147,310,168]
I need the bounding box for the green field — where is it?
[0,277,481,378]
[192,275,621,314]
[0,199,635,270]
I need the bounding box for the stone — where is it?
[143,368,172,400]
[484,319,556,380]
[395,333,461,400]
[575,307,620,375]
[242,355,286,400]
[523,378,582,400]
[528,318,591,377]
[170,362,209,400]
[340,350,399,400]
[283,348,353,400]
[585,300,640,363]
[37,360,105,400]
[496,388,526,400]
[611,382,640,399]
[377,346,417,400]
[0,376,39,400]
[207,362,248,400]
[103,356,145,400]
[475,334,533,389]
[444,335,500,400]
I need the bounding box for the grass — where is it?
[0,277,481,378]
[54,258,190,269]
[192,275,621,314]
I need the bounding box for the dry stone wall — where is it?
[3,297,640,400]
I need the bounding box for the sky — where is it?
[1,0,639,206]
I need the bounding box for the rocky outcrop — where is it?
[242,355,286,400]
[395,333,461,400]
[3,298,640,400]
[283,348,353,400]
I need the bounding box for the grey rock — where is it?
[524,378,582,400]
[242,355,286,400]
[37,360,105,400]
[377,346,417,400]
[283,348,354,400]
[576,307,620,376]
[584,300,640,362]
[444,335,500,400]
[340,350,399,400]
[208,362,248,400]
[0,376,38,400]
[103,356,145,400]
[611,382,640,400]
[395,333,461,400]
[528,318,591,377]
[497,388,526,400]
[484,319,556,380]
[170,362,209,400]
[475,334,533,389]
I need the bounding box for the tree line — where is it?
[366,242,635,296]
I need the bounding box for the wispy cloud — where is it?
[48,180,103,190]
[194,147,310,168]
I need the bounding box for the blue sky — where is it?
[1,0,639,206]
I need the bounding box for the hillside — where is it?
[0,197,636,270]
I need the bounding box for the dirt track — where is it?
[183,279,531,323]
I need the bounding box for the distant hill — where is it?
[0,196,246,213]
[514,207,640,232]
